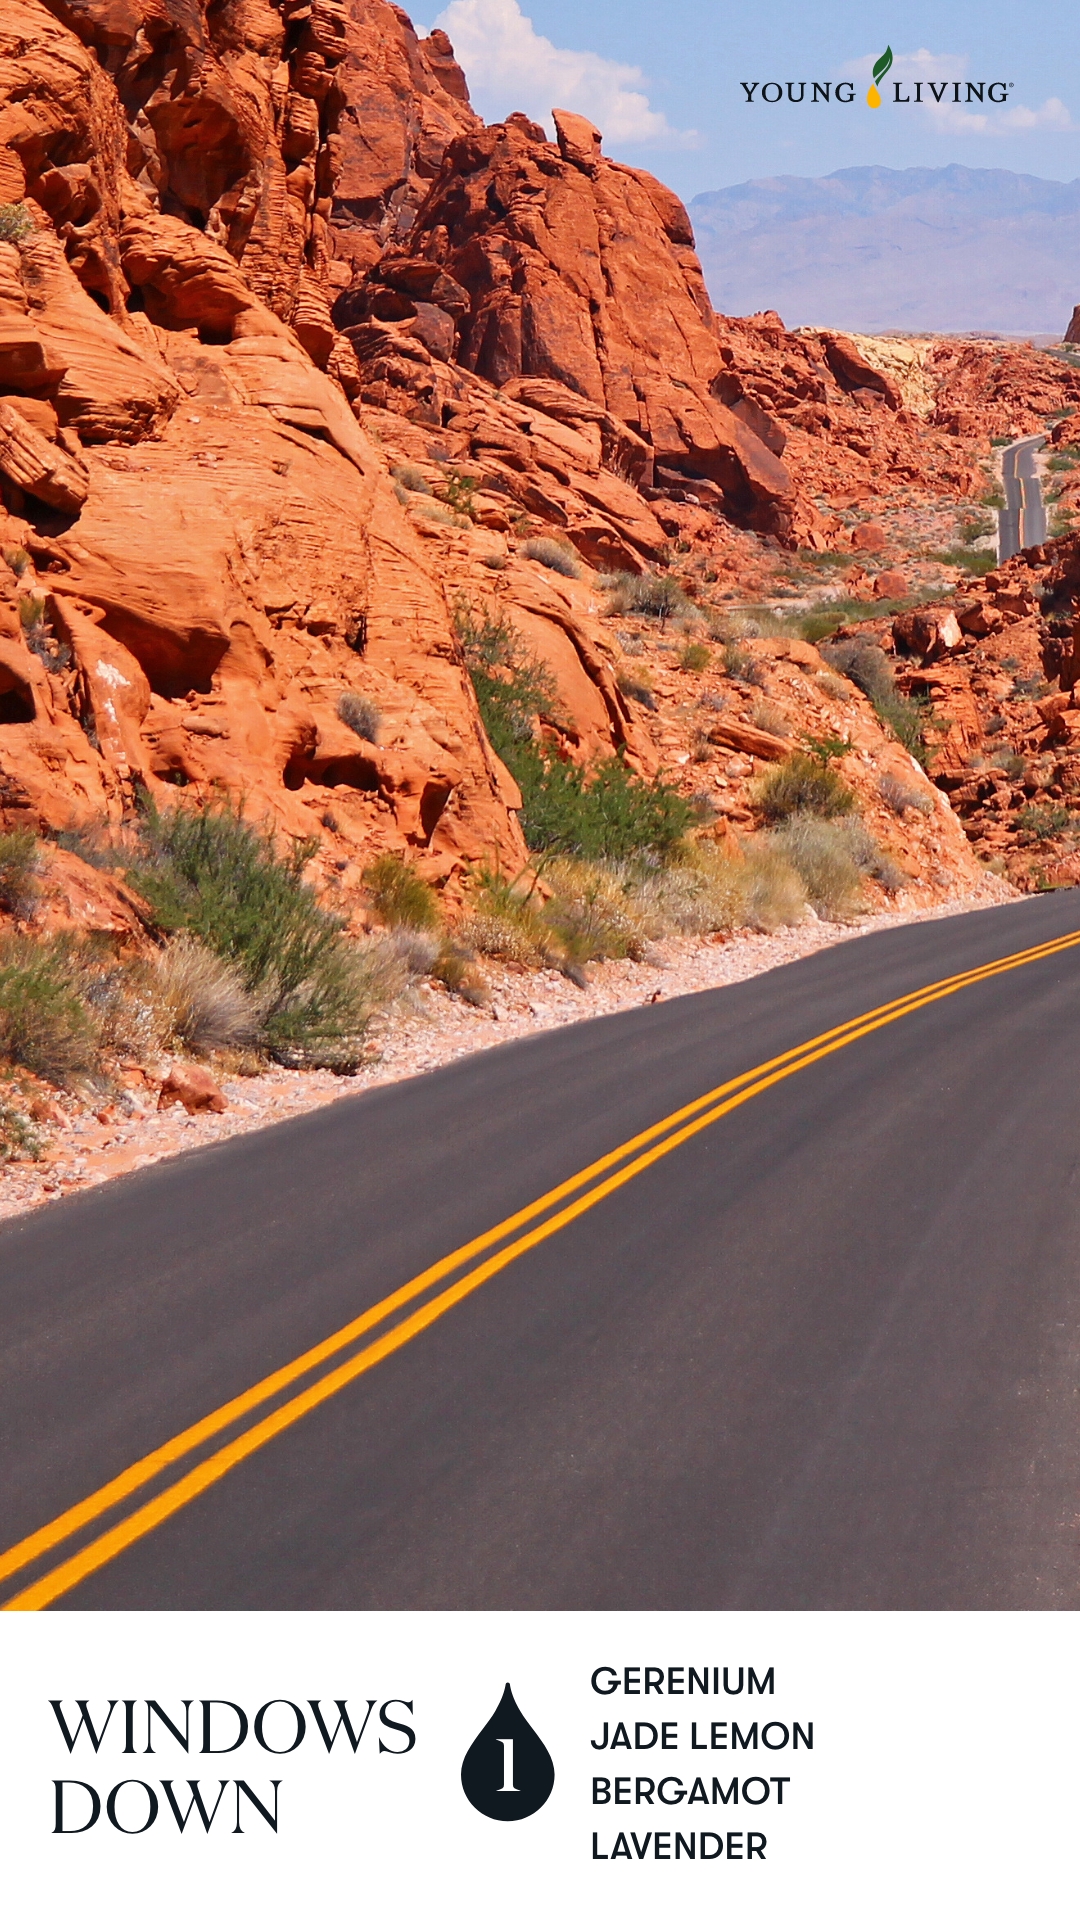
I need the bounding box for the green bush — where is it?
[128,804,382,1068]
[363,852,440,931]
[756,752,857,823]
[0,936,100,1083]
[928,546,997,575]
[1013,803,1075,838]
[522,537,581,579]
[514,751,692,860]
[455,600,559,753]
[0,828,41,920]
[440,470,478,517]
[456,600,690,859]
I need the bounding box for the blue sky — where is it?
[425,0,1080,199]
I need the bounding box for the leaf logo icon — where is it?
[867,45,892,107]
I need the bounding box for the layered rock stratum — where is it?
[2,0,1080,933]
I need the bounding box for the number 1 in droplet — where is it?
[498,1738,518,1792]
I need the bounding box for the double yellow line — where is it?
[4,920,1080,1612]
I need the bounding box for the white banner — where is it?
[2,1611,1073,1916]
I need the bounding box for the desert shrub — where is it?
[755,752,856,823]
[616,628,646,656]
[146,935,262,1054]
[616,666,656,709]
[522,537,581,579]
[455,600,558,753]
[768,817,865,919]
[992,749,1027,777]
[514,752,692,861]
[0,1096,44,1162]
[722,641,768,687]
[337,691,381,743]
[679,641,711,674]
[128,804,384,1068]
[481,552,508,570]
[605,573,689,625]
[820,639,929,766]
[413,498,457,524]
[0,828,41,920]
[1013,803,1075,838]
[440,469,478,517]
[2,546,30,577]
[879,773,933,816]
[0,936,99,1083]
[430,939,488,1004]
[930,546,997,576]
[836,817,906,891]
[455,599,690,859]
[390,463,431,494]
[748,701,790,738]
[363,852,440,931]
[738,842,808,930]
[539,857,648,962]
[387,926,443,976]
[462,875,560,970]
[0,203,33,244]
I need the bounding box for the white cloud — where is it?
[432,0,698,147]
[841,48,1075,135]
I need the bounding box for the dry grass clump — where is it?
[879,773,933,816]
[748,700,791,738]
[0,935,100,1085]
[390,463,431,494]
[616,665,656,709]
[0,829,41,920]
[721,641,768,687]
[522,537,581,579]
[755,752,856,823]
[337,692,381,744]
[540,857,650,962]
[141,935,263,1055]
[679,641,711,674]
[365,854,486,1001]
[364,853,441,931]
[605,573,690,626]
[767,816,905,919]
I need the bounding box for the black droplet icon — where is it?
[460,1683,554,1820]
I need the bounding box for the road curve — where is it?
[3,892,1080,1611]
[999,433,1047,558]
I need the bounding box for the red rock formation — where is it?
[372,111,822,544]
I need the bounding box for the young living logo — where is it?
[741,47,1015,108]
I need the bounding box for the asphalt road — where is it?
[999,432,1047,558]
[4,891,1080,1611]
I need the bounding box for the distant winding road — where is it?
[999,433,1048,558]
[3,893,1080,1611]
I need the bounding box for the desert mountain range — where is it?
[691,165,1080,336]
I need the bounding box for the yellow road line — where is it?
[4,922,1080,1611]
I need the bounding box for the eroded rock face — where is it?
[375,113,819,543]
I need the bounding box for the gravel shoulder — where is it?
[0,881,1013,1224]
